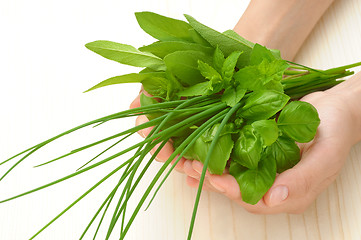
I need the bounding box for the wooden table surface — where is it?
[1,0,361,239]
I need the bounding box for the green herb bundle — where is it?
[1,11,360,240]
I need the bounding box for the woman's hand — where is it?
[130,72,361,214]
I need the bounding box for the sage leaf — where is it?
[139,41,213,59]
[188,28,211,46]
[135,11,193,42]
[229,156,276,204]
[231,125,263,169]
[265,135,300,173]
[251,119,279,146]
[278,101,320,143]
[184,14,253,67]
[84,72,166,92]
[85,40,165,71]
[240,90,290,120]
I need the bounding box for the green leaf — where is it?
[213,45,225,74]
[135,11,193,42]
[222,30,254,46]
[84,72,166,92]
[234,58,289,91]
[164,50,212,86]
[142,77,169,98]
[263,80,284,93]
[257,59,290,83]
[277,101,320,143]
[222,51,242,83]
[240,90,290,120]
[189,123,235,175]
[250,43,276,65]
[184,14,253,67]
[251,119,279,146]
[85,40,165,71]
[140,94,164,121]
[197,60,223,92]
[231,125,263,169]
[188,28,211,46]
[221,86,246,107]
[233,66,264,91]
[229,156,276,204]
[177,82,210,97]
[265,136,300,173]
[138,41,213,59]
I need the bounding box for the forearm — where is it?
[327,72,361,144]
[233,0,335,60]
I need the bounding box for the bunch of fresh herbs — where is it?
[1,11,360,240]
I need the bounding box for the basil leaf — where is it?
[265,135,300,173]
[240,90,290,120]
[190,123,235,175]
[277,101,320,143]
[184,14,253,67]
[251,119,279,146]
[164,50,211,86]
[84,72,166,92]
[221,86,246,107]
[135,12,193,42]
[229,156,276,205]
[231,125,263,169]
[139,41,213,59]
[213,45,225,74]
[263,80,284,93]
[140,94,164,121]
[85,40,165,71]
[222,51,242,84]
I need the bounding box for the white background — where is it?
[1,0,361,240]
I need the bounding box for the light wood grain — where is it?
[1,0,361,239]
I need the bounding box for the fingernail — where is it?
[209,178,226,193]
[268,186,288,207]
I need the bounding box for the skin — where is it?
[130,0,361,214]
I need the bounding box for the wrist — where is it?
[327,73,361,144]
[233,0,335,60]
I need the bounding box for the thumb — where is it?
[263,141,348,213]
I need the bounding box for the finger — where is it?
[263,140,349,213]
[149,141,174,163]
[135,115,152,138]
[130,93,141,109]
[173,157,186,173]
[208,174,275,214]
[129,87,150,109]
[185,176,215,192]
[184,160,201,179]
[191,160,211,177]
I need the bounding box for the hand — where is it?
[130,72,361,214]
